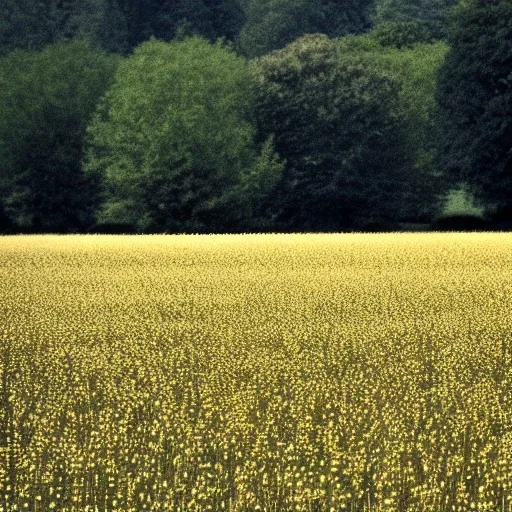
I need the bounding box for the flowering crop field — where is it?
[1,233,512,512]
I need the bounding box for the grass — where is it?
[1,233,512,511]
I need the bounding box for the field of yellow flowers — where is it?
[1,233,512,511]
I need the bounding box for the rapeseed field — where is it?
[1,233,512,512]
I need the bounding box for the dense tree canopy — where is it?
[0,0,245,55]
[237,0,373,57]
[0,41,119,230]
[1,0,511,232]
[0,0,129,55]
[251,34,415,230]
[370,20,435,48]
[117,0,245,49]
[372,0,459,40]
[85,37,282,232]
[337,36,448,220]
[435,0,512,216]
[61,0,129,53]
[0,0,49,55]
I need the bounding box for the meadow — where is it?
[1,233,512,512]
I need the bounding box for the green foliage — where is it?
[0,41,119,230]
[85,37,282,232]
[237,0,373,58]
[337,36,448,220]
[237,0,312,58]
[435,0,512,215]
[318,0,375,36]
[372,0,459,40]
[442,186,484,218]
[117,0,245,49]
[60,0,129,53]
[370,20,435,48]
[0,0,244,56]
[251,34,416,230]
[2,0,502,233]
[167,0,245,42]
[0,0,129,55]
[0,0,50,55]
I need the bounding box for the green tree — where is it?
[238,0,313,58]
[59,0,129,53]
[85,37,282,233]
[372,0,459,41]
[237,0,373,57]
[116,0,245,49]
[0,0,245,55]
[0,0,51,55]
[435,0,512,216]
[370,20,435,48]
[251,34,415,230]
[337,36,448,221]
[315,0,374,37]
[0,41,119,230]
[0,0,129,55]
[166,0,245,42]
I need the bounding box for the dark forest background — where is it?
[0,0,510,233]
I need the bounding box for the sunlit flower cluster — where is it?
[0,233,511,511]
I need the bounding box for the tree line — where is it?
[0,0,510,233]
